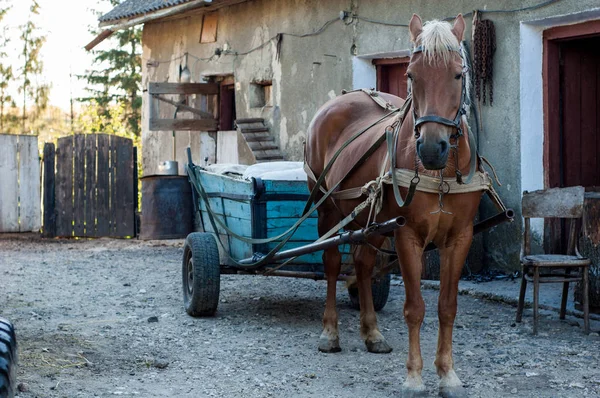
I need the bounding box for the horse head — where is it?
[408,14,468,171]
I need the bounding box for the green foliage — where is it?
[18,0,50,134]
[0,0,13,131]
[79,0,142,137]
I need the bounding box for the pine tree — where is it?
[0,0,13,132]
[18,0,49,134]
[80,0,142,137]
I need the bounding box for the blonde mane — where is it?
[417,19,460,66]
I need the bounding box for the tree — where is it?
[80,0,142,137]
[18,0,49,134]
[0,0,13,132]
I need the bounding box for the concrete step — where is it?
[256,155,285,162]
[235,118,264,124]
[240,127,269,133]
[243,134,273,142]
[248,141,278,151]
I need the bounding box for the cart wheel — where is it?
[347,273,391,312]
[182,233,220,317]
[0,318,17,398]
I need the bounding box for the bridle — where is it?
[409,44,476,185]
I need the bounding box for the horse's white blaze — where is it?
[439,369,462,388]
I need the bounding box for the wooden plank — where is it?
[522,186,585,218]
[73,134,86,236]
[198,171,254,197]
[148,82,219,95]
[149,118,218,131]
[18,135,41,232]
[43,143,56,237]
[110,135,117,236]
[84,135,97,236]
[96,134,110,236]
[0,135,19,232]
[152,94,215,118]
[263,180,310,195]
[561,45,581,187]
[543,38,560,188]
[55,136,74,237]
[133,146,138,237]
[114,136,134,237]
[200,12,218,43]
[579,46,598,187]
[198,211,252,237]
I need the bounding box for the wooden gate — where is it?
[44,134,137,238]
[0,134,41,232]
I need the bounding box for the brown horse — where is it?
[305,14,482,397]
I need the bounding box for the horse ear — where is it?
[409,14,423,43]
[452,14,466,41]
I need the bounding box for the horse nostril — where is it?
[439,140,449,156]
[416,139,423,157]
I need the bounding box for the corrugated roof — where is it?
[99,0,196,23]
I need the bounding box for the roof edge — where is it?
[98,0,212,28]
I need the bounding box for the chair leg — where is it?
[560,268,571,320]
[516,267,527,323]
[583,266,590,335]
[533,267,540,335]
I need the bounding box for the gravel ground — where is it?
[1,236,599,398]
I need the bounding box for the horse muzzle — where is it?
[416,138,449,170]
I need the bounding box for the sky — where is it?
[4,0,114,111]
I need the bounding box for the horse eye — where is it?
[455,74,462,80]
[407,73,414,80]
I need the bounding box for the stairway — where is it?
[235,118,284,162]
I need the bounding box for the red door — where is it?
[375,58,409,98]
[558,37,600,189]
[544,22,600,252]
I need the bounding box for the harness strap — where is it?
[340,88,399,111]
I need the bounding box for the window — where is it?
[249,81,273,108]
[200,12,218,43]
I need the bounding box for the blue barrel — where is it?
[140,175,193,239]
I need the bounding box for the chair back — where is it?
[522,186,585,219]
[521,186,585,256]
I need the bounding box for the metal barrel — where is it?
[139,175,194,240]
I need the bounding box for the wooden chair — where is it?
[516,186,590,335]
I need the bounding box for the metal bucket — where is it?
[156,160,179,176]
[139,175,193,240]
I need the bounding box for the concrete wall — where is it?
[139,0,600,272]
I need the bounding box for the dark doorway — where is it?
[374,58,410,98]
[556,37,600,188]
[219,75,236,131]
[543,20,600,252]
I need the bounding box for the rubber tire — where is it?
[182,233,220,317]
[348,273,391,312]
[0,318,17,398]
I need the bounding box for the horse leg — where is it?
[394,231,427,396]
[317,204,342,353]
[353,237,392,353]
[435,228,472,398]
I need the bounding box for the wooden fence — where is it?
[0,134,41,232]
[44,134,137,238]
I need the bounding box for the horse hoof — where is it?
[400,385,427,398]
[365,339,392,353]
[439,385,468,398]
[318,337,341,353]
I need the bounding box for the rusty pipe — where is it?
[237,216,406,266]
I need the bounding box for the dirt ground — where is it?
[1,236,599,398]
